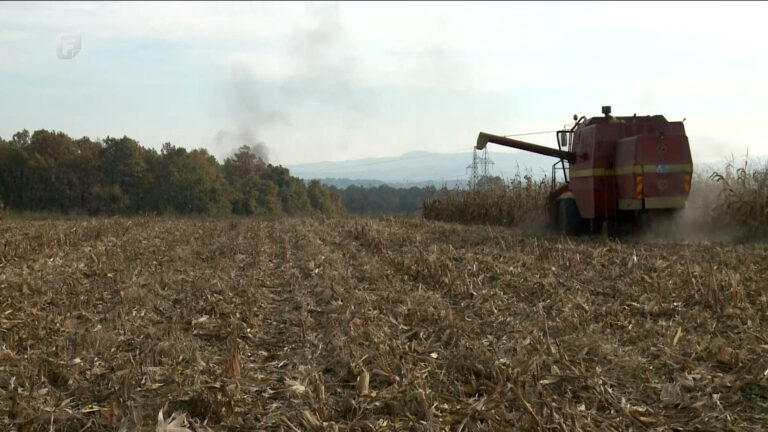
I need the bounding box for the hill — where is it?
[286,150,557,187]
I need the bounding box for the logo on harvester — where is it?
[57,33,81,59]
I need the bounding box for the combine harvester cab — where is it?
[476,106,693,235]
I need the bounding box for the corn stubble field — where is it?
[1,211,767,432]
[1,161,768,431]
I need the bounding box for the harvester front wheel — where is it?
[557,198,582,235]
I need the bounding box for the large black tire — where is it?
[557,198,582,235]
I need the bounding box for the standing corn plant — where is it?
[422,171,552,228]
[710,154,768,233]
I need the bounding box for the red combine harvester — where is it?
[476,106,693,235]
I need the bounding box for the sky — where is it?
[0,1,766,166]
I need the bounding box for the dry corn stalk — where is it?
[355,369,370,396]
[156,409,192,432]
[422,173,552,228]
[227,332,241,378]
[1,216,766,432]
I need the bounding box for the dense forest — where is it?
[0,129,345,217]
[332,184,430,215]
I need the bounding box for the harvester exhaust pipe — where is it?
[476,132,577,163]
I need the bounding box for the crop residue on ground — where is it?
[1,217,767,431]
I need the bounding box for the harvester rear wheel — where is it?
[557,198,582,235]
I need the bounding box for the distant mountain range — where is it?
[286,150,768,189]
[286,150,558,189]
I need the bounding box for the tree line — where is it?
[331,184,431,215]
[0,129,345,217]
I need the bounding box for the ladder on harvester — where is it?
[551,125,574,191]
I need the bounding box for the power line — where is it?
[466,149,478,187]
[466,147,494,188]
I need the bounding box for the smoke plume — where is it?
[215,129,269,163]
[215,2,364,162]
[282,2,367,113]
[216,64,286,163]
